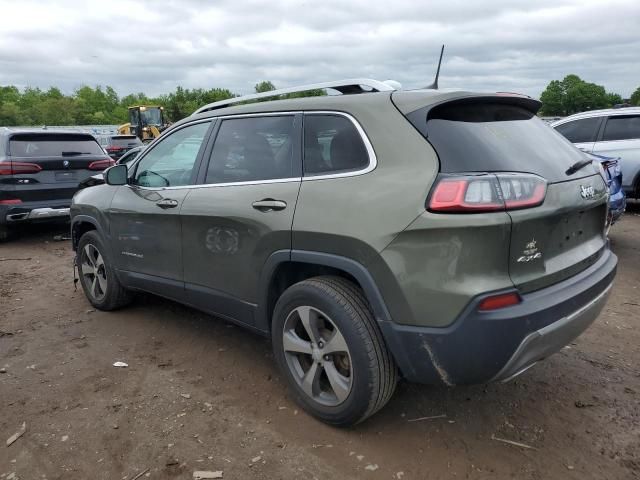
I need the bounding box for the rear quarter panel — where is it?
[292,97,440,326]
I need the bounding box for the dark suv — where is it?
[97,134,143,160]
[0,128,114,240]
[70,79,617,425]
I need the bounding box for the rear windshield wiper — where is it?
[61,151,91,156]
[566,159,593,175]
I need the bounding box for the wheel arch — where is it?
[71,215,103,251]
[256,250,393,334]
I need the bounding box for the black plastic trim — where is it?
[255,249,393,333]
[379,249,617,385]
[70,214,103,250]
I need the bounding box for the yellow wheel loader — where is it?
[118,106,169,143]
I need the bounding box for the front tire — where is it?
[272,276,397,426]
[77,230,132,310]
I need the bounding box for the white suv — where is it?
[552,108,640,198]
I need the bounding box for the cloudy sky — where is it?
[1,0,638,99]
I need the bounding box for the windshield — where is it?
[129,108,140,126]
[141,108,162,126]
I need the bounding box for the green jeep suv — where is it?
[70,79,617,426]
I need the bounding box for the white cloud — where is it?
[0,0,638,98]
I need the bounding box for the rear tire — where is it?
[272,276,397,426]
[77,230,132,310]
[0,224,9,242]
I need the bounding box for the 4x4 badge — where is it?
[580,185,595,200]
[517,238,542,263]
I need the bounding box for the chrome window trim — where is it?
[130,110,376,191]
[139,177,303,191]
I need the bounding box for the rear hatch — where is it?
[106,135,142,158]
[399,94,608,292]
[3,132,114,202]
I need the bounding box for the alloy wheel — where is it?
[80,243,108,302]
[282,306,353,406]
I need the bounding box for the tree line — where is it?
[0,80,323,127]
[539,75,639,116]
[0,76,638,127]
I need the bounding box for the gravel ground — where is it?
[1,209,639,479]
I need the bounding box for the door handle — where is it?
[156,198,179,209]
[252,199,287,212]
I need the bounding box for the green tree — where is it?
[255,81,276,93]
[0,102,23,126]
[606,92,624,106]
[540,74,618,116]
[631,87,640,106]
[539,80,564,116]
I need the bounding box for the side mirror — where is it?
[104,164,128,186]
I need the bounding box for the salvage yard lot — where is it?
[1,212,639,480]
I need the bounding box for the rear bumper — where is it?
[1,200,71,225]
[379,249,617,385]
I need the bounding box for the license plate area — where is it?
[55,171,77,182]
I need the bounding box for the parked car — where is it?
[116,145,146,165]
[552,107,640,198]
[96,134,143,160]
[0,128,114,240]
[77,146,146,190]
[71,79,617,426]
[585,152,626,223]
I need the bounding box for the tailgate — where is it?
[507,174,608,293]
[400,93,610,294]
[6,133,113,202]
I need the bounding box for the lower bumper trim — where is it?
[492,282,612,382]
[6,207,71,222]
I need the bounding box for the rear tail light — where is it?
[428,173,547,213]
[106,147,124,152]
[478,292,521,311]
[0,199,22,205]
[88,159,115,171]
[0,162,42,175]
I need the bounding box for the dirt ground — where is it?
[1,209,639,480]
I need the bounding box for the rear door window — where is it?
[205,116,296,183]
[303,114,369,176]
[9,134,104,157]
[601,115,640,141]
[554,117,601,143]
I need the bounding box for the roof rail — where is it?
[192,78,396,115]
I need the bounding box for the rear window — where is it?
[9,134,104,157]
[111,136,142,147]
[414,100,593,183]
